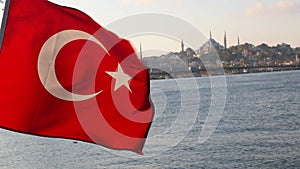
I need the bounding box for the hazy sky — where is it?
[4,0,300,54]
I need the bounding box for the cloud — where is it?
[246,2,264,16]
[270,0,300,14]
[246,0,300,16]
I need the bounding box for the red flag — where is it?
[0,0,153,154]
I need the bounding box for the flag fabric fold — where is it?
[0,0,153,154]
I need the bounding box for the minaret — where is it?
[224,31,227,49]
[139,43,143,61]
[181,39,184,52]
[237,36,240,46]
[210,30,212,39]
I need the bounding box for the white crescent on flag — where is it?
[37,30,107,101]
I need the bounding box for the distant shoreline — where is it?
[149,64,300,80]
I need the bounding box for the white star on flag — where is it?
[106,64,132,93]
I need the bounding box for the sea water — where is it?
[0,70,299,168]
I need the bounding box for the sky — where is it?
[3,0,300,55]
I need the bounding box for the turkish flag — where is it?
[0,0,153,154]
